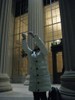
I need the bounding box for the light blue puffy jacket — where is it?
[22,35,51,92]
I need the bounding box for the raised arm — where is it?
[22,33,32,54]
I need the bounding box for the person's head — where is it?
[33,45,40,52]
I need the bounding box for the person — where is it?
[22,32,51,100]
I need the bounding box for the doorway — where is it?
[51,39,64,84]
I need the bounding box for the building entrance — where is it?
[51,39,64,84]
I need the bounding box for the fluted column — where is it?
[24,0,44,84]
[59,0,75,99]
[0,0,14,92]
[28,0,44,48]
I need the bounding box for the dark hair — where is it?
[33,45,40,51]
[31,46,40,54]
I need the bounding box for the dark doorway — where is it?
[51,39,64,84]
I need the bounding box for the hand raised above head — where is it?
[22,33,26,39]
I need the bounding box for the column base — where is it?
[24,74,30,85]
[61,94,75,100]
[60,87,75,100]
[60,71,75,100]
[0,73,12,92]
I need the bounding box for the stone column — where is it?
[0,0,13,92]
[59,0,75,99]
[28,0,44,47]
[24,0,44,85]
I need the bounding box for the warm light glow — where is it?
[56,39,61,44]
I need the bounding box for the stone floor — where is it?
[0,84,60,100]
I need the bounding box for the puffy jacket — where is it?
[22,35,51,92]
